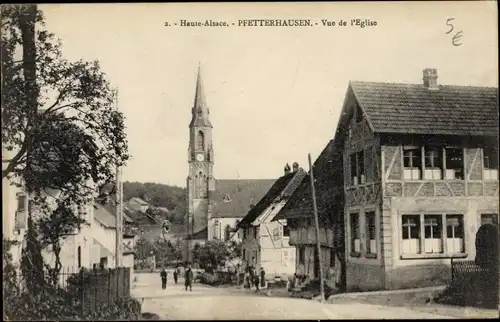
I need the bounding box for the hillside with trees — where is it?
[123,181,186,225]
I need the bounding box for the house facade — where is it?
[274,141,345,289]
[339,68,499,291]
[2,168,136,284]
[237,164,306,278]
[126,197,150,213]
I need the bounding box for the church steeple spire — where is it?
[190,64,212,128]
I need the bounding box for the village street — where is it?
[131,272,458,320]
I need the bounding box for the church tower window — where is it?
[197,131,205,150]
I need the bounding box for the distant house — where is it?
[2,172,137,285]
[237,164,306,278]
[336,68,498,291]
[274,141,344,289]
[126,197,150,213]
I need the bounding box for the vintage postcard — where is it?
[2,1,498,320]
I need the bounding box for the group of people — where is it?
[237,264,266,292]
[160,263,194,291]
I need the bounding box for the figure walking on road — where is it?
[252,267,260,292]
[160,267,168,290]
[260,267,266,289]
[173,265,179,284]
[185,263,193,291]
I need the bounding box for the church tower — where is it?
[185,66,215,261]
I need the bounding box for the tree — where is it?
[37,198,87,286]
[192,240,233,269]
[2,5,129,280]
[2,5,129,206]
[134,237,155,267]
[123,182,186,224]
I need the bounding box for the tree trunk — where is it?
[50,241,62,287]
[18,4,39,191]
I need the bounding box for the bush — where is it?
[5,288,141,321]
[198,272,219,285]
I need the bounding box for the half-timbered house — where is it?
[237,164,306,278]
[273,140,345,290]
[339,68,499,291]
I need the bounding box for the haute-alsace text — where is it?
[170,20,229,27]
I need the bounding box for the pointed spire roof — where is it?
[190,64,212,128]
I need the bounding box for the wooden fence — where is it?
[65,267,131,317]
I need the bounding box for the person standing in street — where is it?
[173,265,179,284]
[160,267,168,290]
[185,263,194,291]
[253,267,260,292]
[260,267,266,289]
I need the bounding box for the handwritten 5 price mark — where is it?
[446,18,463,47]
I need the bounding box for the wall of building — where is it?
[241,225,259,268]
[347,137,499,291]
[342,111,384,291]
[383,196,499,290]
[210,217,241,241]
[259,221,295,277]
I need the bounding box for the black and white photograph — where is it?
[2,1,498,320]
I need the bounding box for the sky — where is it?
[40,2,498,187]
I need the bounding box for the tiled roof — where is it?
[129,197,149,206]
[185,227,208,241]
[350,81,499,137]
[237,169,307,228]
[274,140,343,222]
[94,201,135,228]
[211,179,276,219]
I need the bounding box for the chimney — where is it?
[284,163,291,175]
[423,68,439,90]
[292,162,299,173]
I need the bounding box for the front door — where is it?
[314,247,320,278]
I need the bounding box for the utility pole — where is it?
[114,91,123,268]
[115,166,123,268]
[309,153,325,301]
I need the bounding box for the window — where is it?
[77,246,82,268]
[355,104,363,123]
[197,131,205,150]
[481,214,499,226]
[330,249,336,267]
[243,249,246,261]
[402,215,421,254]
[283,225,290,237]
[298,246,305,265]
[445,148,464,180]
[446,215,464,253]
[243,228,247,239]
[350,151,365,185]
[214,220,219,239]
[350,213,361,255]
[224,225,231,241]
[17,193,27,212]
[403,146,422,180]
[365,211,377,256]
[350,153,357,185]
[424,215,443,253]
[401,213,465,258]
[253,226,258,239]
[424,147,443,179]
[483,147,499,180]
